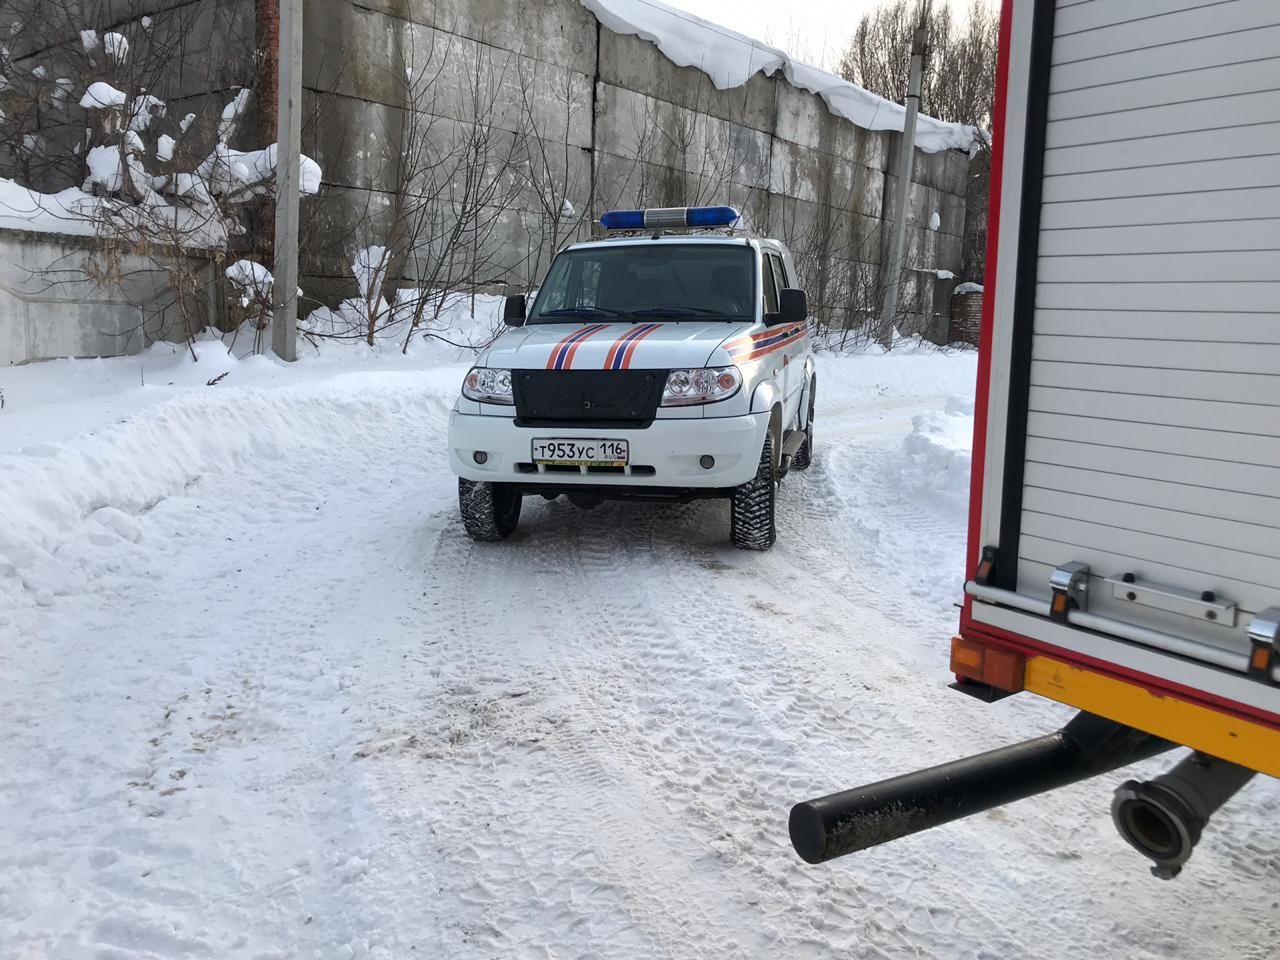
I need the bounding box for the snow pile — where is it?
[3,84,320,244]
[101,31,129,64]
[898,396,975,514]
[199,144,322,199]
[305,289,506,349]
[226,259,273,291]
[79,81,127,109]
[84,144,125,192]
[217,88,251,143]
[578,0,979,154]
[953,281,984,296]
[353,245,389,301]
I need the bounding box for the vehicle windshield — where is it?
[527,244,757,323]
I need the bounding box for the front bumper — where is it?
[448,410,770,488]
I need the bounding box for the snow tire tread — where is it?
[731,430,777,551]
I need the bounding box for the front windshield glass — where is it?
[527,244,757,323]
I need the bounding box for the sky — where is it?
[664,0,990,72]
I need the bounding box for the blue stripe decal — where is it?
[553,326,600,370]
[610,324,658,370]
[746,328,796,351]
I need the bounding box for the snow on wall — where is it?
[578,0,979,154]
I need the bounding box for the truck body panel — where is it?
[962,0,1280,744]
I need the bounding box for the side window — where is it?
[767,253,789,291]
[762,254,779,317]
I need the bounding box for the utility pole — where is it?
[879,8,928,337]
[271,0,302,362]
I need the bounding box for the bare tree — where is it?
[299,30,527,352]
[838,0,998,132]
[0,0,323,356]
[512,56,592,285]
[838,0,997,301]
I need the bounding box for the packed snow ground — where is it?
[1,338,1277,959]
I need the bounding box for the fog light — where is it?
[473,451,489,465]
[699,455,715,469]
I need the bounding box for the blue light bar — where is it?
[599,206,742,231]
[686,206,740,228]
[599,209,646,230]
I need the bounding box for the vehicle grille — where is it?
[513,370,666,427]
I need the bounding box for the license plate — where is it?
[532,438,629,466]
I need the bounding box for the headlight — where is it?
[462,367,514,404]
[661,366,742,406]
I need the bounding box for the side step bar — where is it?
[778,428,808,476]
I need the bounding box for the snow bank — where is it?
[899,397,975,514]
[0,376,457,601]
[0,178,227,245]
[820,347,977,410]
[0,179,99,236]
[578,0,979,154]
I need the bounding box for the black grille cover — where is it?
[514,370,666,426]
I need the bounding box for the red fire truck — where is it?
[790,0,1280,879]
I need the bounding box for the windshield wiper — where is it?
[537,306,631,320]
[630,306,737,319]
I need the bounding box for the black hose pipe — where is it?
[790,711,1174,864]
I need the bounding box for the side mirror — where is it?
[503,294,527,327]
[777,288,808,326]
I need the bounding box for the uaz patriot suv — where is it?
[447,205,817,550]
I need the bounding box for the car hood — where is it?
[479,321,754,371]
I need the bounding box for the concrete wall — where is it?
[302,0,972,336]
[0,0,971,360]
[0,232,222,365]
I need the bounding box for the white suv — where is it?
[447,206,817,550]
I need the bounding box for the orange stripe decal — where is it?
[728,324,807,363]
[546,323,608,369]
[562,324,610,369]
[620,324,662,369]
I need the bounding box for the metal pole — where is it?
[878,21,927,336]
[271,0,302,361]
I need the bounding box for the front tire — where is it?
[459,479,522,541]
[731,429,777,550]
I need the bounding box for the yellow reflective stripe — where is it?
[1023,656,1280,779]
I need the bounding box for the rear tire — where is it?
[459,479,522,541]
[731,429,777,550]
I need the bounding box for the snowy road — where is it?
[2,350,1277,958]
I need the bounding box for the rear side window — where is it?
[762,253,780,317]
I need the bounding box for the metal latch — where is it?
[1049,562,1090,623]
[1246,608,1280,684]
[1107,574,1237,628]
